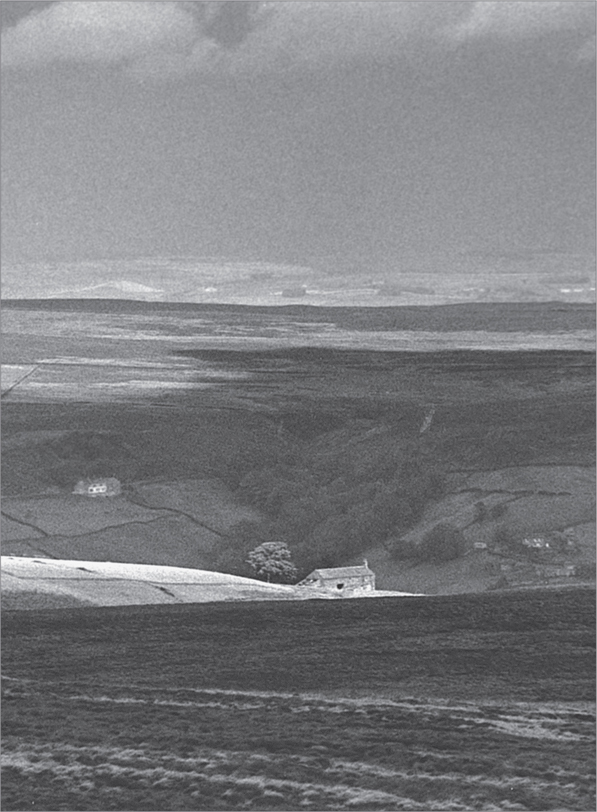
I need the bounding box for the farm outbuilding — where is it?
[73,477,121,497]
[522,537,550,549]
[298,561,375,593]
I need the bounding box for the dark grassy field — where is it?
[4,588,594,699]
[4,299,595,333]
[2,347,594,493]
[2,588,595,810]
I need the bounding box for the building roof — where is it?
[75,477,120,486]
[305,565,374,580]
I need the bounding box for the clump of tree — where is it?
[210,520,270,577]
[413,523,465,564]
[227,426,449,577]
[246,542,298,584]
[489,503,508,520]
[492,524,519,552]
[386,535,416,560]
[473,501,488,522]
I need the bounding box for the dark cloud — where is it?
[202,1,261,49]
[0,1,55,30]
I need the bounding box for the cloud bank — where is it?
[2,1,594,77]
[1,2,197,67]
[447,1,595,41]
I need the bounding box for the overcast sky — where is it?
[1,1,595,268]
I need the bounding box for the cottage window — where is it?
[336,583,344,590]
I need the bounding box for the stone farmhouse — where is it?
[73,477,122,497]
[298,561,375,593]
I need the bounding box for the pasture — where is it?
[1,495,170,538]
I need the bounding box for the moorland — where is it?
[2,588,595,810]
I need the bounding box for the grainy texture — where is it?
[2,588,595,810]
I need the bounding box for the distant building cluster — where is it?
[500,562,577,579]
[522,537,550,549]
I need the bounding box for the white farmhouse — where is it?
[73,477,121,497]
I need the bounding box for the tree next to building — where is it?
[246,542,298,584]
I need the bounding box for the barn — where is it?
[298,561,375,593]
[73,477,122,497]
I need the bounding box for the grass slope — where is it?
[1,558,294,610]
[1,495,171,537]
[359,465,596,594]
[4,587,593,700]
[1,477,262,573]
[1,515,222,570]
[2,588,595,811]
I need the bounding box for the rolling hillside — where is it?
[2,588,595,810]
[1,557,294,609]
[2,302,594,595]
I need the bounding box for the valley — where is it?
[1,300,594,597]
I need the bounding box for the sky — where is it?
[1,1,595,270]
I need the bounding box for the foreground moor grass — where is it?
[2,588,595,811]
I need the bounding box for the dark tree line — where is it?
[211,427,448,578]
